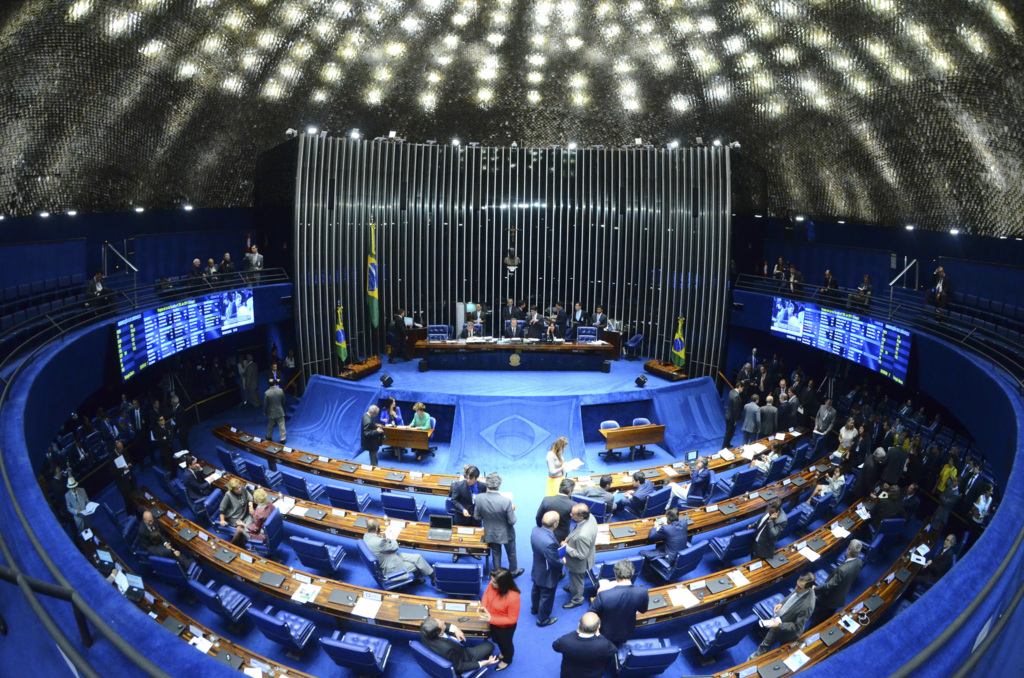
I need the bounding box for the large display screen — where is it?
[770,297,912,385]
[115,288,255,380]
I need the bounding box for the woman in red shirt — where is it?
[479,567,520,671]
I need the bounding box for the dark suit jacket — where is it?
[590,584,649,646]
[526,316,545,339]
[774,589,815,642]
[501,305,521,322]
[449,480,478,521]
[571,309,588,327]
[536,494,575,543]
[903,493,921,519]
[751,511,788,560]
[551,631,617,678]
[502,324,524,339]
[361,413,382,453]
[420,623,483,674]
[821,275,838,291]
[853,456,879,498]
[646,521,688,560]
[591,312,607,329]
[624,480,656,515]
[551,307,567,335]
[688,469,712,500]
[531,526,562,589]
[929,545,956,576]
[725,389,743,423]
[815,557,863,609]
[870,496,906,529]
[881,446,907,485]
[458,325,483,339]
[184,469,214,504]
[777,400,796,430]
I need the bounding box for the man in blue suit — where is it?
[617,471,655,515]
[668,456,711,505]
[589,559,650,646]
[639,508,688,563]
[531,511,562,627]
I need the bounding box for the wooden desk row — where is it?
[76,531,313,677]
[133,490,492,638]
[215,423,806,497]
[200,461,489,556]
[633,504,869,627]
[716,518,940,678]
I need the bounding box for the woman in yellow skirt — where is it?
[545,437,569,496]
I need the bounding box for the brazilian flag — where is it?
[335,303,348,362]
[366,222,379,328]
[671,317,686,367]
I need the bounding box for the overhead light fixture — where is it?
[67,210,77,216]
[306,126,318,135]
[183,204,193,211]
[39,211,50,218]
[319,130,328,139]
[568,142,577,150]
[134,207,145,213]
[754,214,763,218]
[451,138,460,146]
[350,129,361,139]
[635,375,648,388]
[695,136,703,145]
[1000,236,1007,239]
[379,374,394,388]
[729,141,741,149]
[950,229,960,235]
[634,137,643,146]
[795,216,805,222]
[668,140,679,149]
[713,139,722,146]
[284,128,298,139]
[905,224,915,230]
[0,215,5,221]
[426,140,437,144]
[388,131,397,138]
[838,220,846,224]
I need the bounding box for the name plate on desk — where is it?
[362,591,383,601]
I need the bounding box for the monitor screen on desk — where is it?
[404,316,413,327]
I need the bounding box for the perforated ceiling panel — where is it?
[0,0,1021,235]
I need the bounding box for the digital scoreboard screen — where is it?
[770,297,912,385]
[115,288,255,380]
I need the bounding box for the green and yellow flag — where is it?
[335,303,348,362]
[671,317,686,367]
[366,222,379,328]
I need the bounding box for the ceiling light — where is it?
[285,128,298,138]
[568,142,577,150]
[183,204,193,211]
[39,212,50,218]
[451,138,460,146]
[350,129,361,139]
[134,207,145,213]
[67,210,77,216]
[668,140,679,149]
[838,220,846,224]
[950,229,959,235]
[306,126,318,135]
[906,224,915,230]
[795,216,805,222]
[713,139,722,146]
[729,141,741,149]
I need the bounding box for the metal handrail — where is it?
[0,269,290,677]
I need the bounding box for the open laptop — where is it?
[684,449,700,463]
[427,514,453,541]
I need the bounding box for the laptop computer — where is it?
[648,593,668,610]
[259,571,286,588]
[238,435,253,443]
[177,527,197,542]
[640,469,660,479]
[427,515,453,541]
[719,503,740,516]
[123,574,145,602]
[213,548,237,565]
[398,603,430,621]
[305,508,327,521]
[759,490,778,501]
[610,525,637,539]
[864,593,885,613]
[807,536,827,552]
[684,449,700,463]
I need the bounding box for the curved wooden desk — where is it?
[132,490,491,637]
[214,425,459,496]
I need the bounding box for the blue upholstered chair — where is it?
[409,640,491,678]
[281,468,326,502]
[623,333,644,360]
[689,612,759,660]
[427,416,439,456]
[321,630,391,675]
[756,455,790,486]
[357,539,415,590]
[155,469,187,506]
[325,484,371,512]
[99,502,132,533]
[188,578,252,626]
[381,492,427,522]
[625,486,672,519]
[576,326,598,342]
[645,539,710,583]
[681,470,716,508]
[709,527,756,563]
[149,555,202,590]
[247,507,284,559]
[572,493,607,524]
[217,446,245,477]
[752,592,787,621]
[628,417,655,461]
[795,494,832,532]
[434,562,483,597]
[244,459,283,490]
[713,467,758,499]
[614,638,680,676]
[427,325,449,341]
[289,536,346,574]
[248,604,316,656]
[599,420,622,460]
[186,487,223,525]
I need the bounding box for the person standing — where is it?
[475,473,522,576]
[530,511,562,627]
[551,612,617,678]
[479,568,521,671]
[108,441,137,510]
[759,395,779,438]
[809,540,863,626]
[361,405,384,466]
[751,498,787,561]
[150,414,176,477]
[741,394,762,445]
[264,379,286,443]
[545,437,569,497]
[246,245,264,284]
[390,308,408,363]
[450,465,481,528]
[589,559,649,646]
[723,382,745,449]
[536,478,576,544]
[242,354,260,409]
[562,503,598,609]
[65,477,91,532]
[748,572,816,659]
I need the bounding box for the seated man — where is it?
[617,471,655,514]
[138,510,193,569]
[419,617,498,672]
[667,456,711,503]
[503,318,525,339]
[362,517,435,584]
[639,508,688,562]
[749,571,816,659]
[847,274,873,310]
[919,534,957,584]
[183,456,215,505]
[458,322,485,339]
[577,474,616,514]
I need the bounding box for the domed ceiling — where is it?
[0,0,1021,235]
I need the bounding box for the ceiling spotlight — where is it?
[39,211,50,218]
[695,136,703,145]
[795,216,805,222]
[634,138,643,146]
[468,142,481,147]
[729,141,741,149]
[838,220,846,224]
[379,374,393,388]
[754,214,763,218]
[668,140,679,149]
[451,138,460,146]
[319,130,328,139]
[713,139,722,147]
[350,129,361,139]
[426,140,437,145]
[134,207,145,213]
[284,128,298,139]
[67,210,77,216]
[388,131,397,138]
[183,204,193,211]
[635,375,648,388]
[950,229,960,235]
[306,126,318,135]
[510,141,518,148]
[905,224,915,231]
[568,142,577,150]
[0,215,5,221]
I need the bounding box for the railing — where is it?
[733,272,1024,676]
[0,268,289,677]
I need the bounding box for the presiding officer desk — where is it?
[78,531,314,677]
[414,337,613,371]
[200,460,489,557]
[214,425,458,496]
[131,491,492,637]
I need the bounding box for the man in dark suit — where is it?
[800,380,819,426]
[500,298,520,324]
[449,465,481,528]
[546,301,568,339]
[639,508,688,563]
[751,498,787,561]
[536,478,575,543]
[389,309,408,363]
[749,571,816,659]
[458,322,483,339]
[150,414,176,477]
[418,617,498,672]
[736,363,755,388]
[361,405,384,466]
[503,317,524,339]
[167,395,189,451]
[819,269,839,297]
[927,266,951,311]
[526,305,545,339]
[551,612,617,678]
[788,265,805,293]
[810,540,863,626]
[777,393,795,430]
[903,483,922,520]
[723,382,745,449]
[881,437,908,486]
[920,533,957,584]
[869,485,906,529]
[183,457,214,505]
[590,560,649,646]
[531,512,562,627]
[139,510,192,569]
[853,448,885,499]
[618,471,656,516]
[570,302,587,329]
[591,305,608,336]
[667,456,711,505]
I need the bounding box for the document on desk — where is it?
[206,471,223,484]
[352,597,382,619]
[915,544,931,557]
[784,650,811,672]
[910,553,928,566]
[727,570,751,587]
[775,433,787,441]
[189,636,213,653]
[741,447,757,460]
[290,583,322,605]
[831,524,851,539]
[385,521,406,540]
[274,497,296,514]
[718,450,736,461]
[856,506,871,521]
[749,443,768,453]
[288,504,307,516]
[660,466,680,477]
[243,669,262,678]
[667,587,701,609]
[798,547,821,562]
[596,533,610,545]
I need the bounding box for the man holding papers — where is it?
[810,540,864,626]
[590,560,649,646]
[562,504,598,609]
[183,456,215,505]
[667,456,712,505]
[530,511,562,627]
[749,571,816,659]
[751,499,787,561]
[639,508,689,564]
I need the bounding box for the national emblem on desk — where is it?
[509,354,521,367]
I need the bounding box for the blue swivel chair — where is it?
[572,493,607,524]
[614,638,680,677]
[155,469,187,506]
[148,555,202,591]
[289,536,346,574]
[599,420,622,460]
[709,527,756,564]
[188,578,252,628]
[623,333,644,360]
[409,640,491,678]
[248,605,316,657]
[434,562,483,597]
[186,487,223,525]
[753,593,787,621]
[217,446,245,477]
[629,417,655,461]
[681,470,716,508]
[426,416,439,456]
[281,468,326,502]
[247,507,284,559]
[381,492,427,522]
[357,539,415,590]
[244,459,283,490]
[325,484,371,512]
[713,467,758,499]
[757,455,791,486]
[645,539,710,583]
[689,612,759,660]
[427,325,449,341]
[576,326,598,342]
[320,631,392,675]
[625,485,672,519]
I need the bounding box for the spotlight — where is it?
[510,141,518,148]
[134,206,145,213]
[635,375,648,388]
[729,141,741,149]
[468,142,481,147]
[39,211,50,218]
[713,139,722,147]
[838,220,846,224]
[388,131,397,138]
[795,216,805,222]
[426,140,437,144]
[634,137,643,146]
[451,138,460,146]
[950,229,960,235]
[319,130,328,139]
[695,136,703,145]
[350,129,361,139]
[0,215,5,220]
[905,224,915,231]
[568,142,577,150]
[306,126,318,135]
[667,140,679,149]
[284,128,298,139]
[183,204,193,211]
[67,210,77,216]
[380,374,394,388]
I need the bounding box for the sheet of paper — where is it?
[831,525,851,539]
[596,533,610,545]
[114,455,128,469]
[798,547,821,562]
[660,466,679,477]
[856,506,871,521]
[274,496,296,513]
[563,458,584,472]
[206,471,223,483]
[243,668,263,678]
[667,587,701,608]
[114,570,129,594]
[81,502,100,516]
[290,583,322,604]
[741,448,757,461]
[719,450,736,461]
[749,443,768,453]
[352,597,382,619]
[791,430,802,437]
[915,544,931,557]
[288,504,307,516]
[775,433,786,441]
[189,636,213,653]
[728,570,750,587]
[910,553,927,566]
[784,650,811,672]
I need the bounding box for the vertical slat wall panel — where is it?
[293,137,732,381]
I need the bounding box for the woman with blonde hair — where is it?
[545,437,569,496]
[232,488,274,546]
